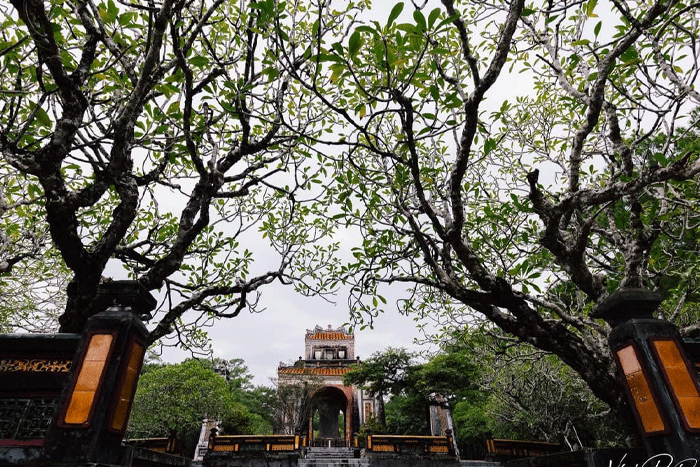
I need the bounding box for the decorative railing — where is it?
[485,438,562,460]
[207,431,303,454]
[127,433,183,456]
[365,432,456,457]
[0,333,80,447]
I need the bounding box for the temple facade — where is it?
[276,325,383,447]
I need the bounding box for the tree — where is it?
[243,385,277,435]
[346,340,629,457]
[289,0,700,429]
[0,167,69,332]
[127,359,255,456]
[449,329,631,456]
[344,347,479,436]
[343,347,416,400]
[0,0,359,345]
[273,374,323,435]
[0,255,66,333]
[205,357,276,433]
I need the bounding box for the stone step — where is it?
[302,456,363,462]
[299,462,369,467]
[305,447,356,459]
[459,461,503,467]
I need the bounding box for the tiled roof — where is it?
[278,367,351,376]
[309,331,352,340]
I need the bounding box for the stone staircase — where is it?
[459,461,503,467]
[300,447,369,467]
[299,447,502,467]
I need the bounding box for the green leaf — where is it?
[330,63,345,83]
[484,137,497,155]
[571,39,590,47]
[356,25,379,37]
[118,12,136,26]
[99,0,118,23]
[652,152,668,166]
[348,31,363,59]
[166,101,180,115]
[27,184,42,199]
[387,3,404,27]
[396,23,416,34]
[429,85,440,103]
[593,21,602,37]
[521,8,536,16]
[586,0,598,17]
[35,106,51,128]
[428,8,441,28]
[189,56,209,68]
[620,46,638,63]
[436,14,459,29]
[413,10,426,31]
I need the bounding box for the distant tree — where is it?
[127,359,255,456]
[384,392,429,436]
[243,385,277,435]
[451,329,632,452]
[345,347,477,408]
[346,341,629,457]
[206,357,276,434]
[343,347,416,400]
[344,347,479,436]
[273,375,323,435]
[0,0,359,346]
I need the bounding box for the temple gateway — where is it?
[275,325,383,447]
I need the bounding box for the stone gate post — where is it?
[593,288,700,458]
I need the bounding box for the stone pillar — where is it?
[593,288,700,458]
[43,281,155,464]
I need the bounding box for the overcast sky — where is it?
[157,284,436,386]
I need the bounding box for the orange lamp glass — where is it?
[63,333,114,426]
[110,341,145,432]
[617,344,667,434]
[651,339,700,431]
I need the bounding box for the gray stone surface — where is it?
[459,462,503,467]
[299,447,367,467]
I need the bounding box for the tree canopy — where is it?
[128,358,274,455]
[347,340,631,458]
[2,0,700,438]
[344,347,479,437]
[284,0,700,428]
[0,0,359,345]
[344,347,477,407]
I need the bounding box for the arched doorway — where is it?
[309,386,349,447]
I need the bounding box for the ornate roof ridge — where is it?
[305,324,353,338]
[278,366,352,376]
